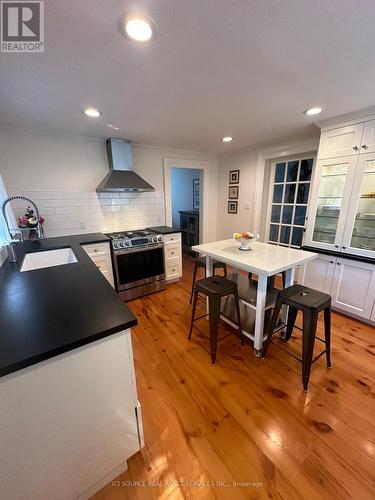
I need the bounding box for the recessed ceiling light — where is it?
[84,107,101,118]
[222,136,233,143]
[119,13,158,42]
[304,107,323,116]
[108,124,120,130]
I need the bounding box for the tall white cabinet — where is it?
[301,115,375,323]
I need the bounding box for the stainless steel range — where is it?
[106,230,166,301]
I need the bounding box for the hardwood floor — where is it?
[93,257,375,500]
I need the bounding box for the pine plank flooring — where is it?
[93,257,375,500]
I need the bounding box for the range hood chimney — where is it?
[96,138,155,193]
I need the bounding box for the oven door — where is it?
[114,243,165,291]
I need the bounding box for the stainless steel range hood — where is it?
[96,138,155,192]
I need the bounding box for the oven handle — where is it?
[114,242,164,256]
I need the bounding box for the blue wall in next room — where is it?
[171,168,201,228]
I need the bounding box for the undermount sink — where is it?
[20,248,78,272]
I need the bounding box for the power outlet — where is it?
[80,221,86,229]
[244,202,251,210]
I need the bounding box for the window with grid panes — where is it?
[268,158,314,247]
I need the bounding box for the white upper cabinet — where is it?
[304,156,358,251]
[318,123,364,159]
[305,116,375,259]
[341,153,375,258]
[360,120,375,154]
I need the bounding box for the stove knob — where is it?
[158,236,163,242]
[120,242,125,247]
[152,236,157,243]
[125,240,131,246]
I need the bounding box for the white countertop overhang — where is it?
[192,239,318,276]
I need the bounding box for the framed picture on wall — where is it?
[193,178,200,209]
[228,200,238,214]
[229,169,240,184]
[228,185,239,199]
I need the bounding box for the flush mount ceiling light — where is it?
[222,136,233,143]
[304,107,323,116]
[118,12,158,42]
[84,107,101,118]
[108,123,120,130]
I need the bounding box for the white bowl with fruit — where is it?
[233,232,259,251]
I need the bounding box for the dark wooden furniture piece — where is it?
[179,210,199,256]
[189,276,244,364]
[262,284,332,391]
[189,257,227,303]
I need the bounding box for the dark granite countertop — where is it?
[0,233,137,378]
[146,226,182,234]
[301,246,374,264]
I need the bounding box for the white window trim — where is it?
[265,155,315,248]
[252,137,319,235]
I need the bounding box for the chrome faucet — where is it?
[1,196,44,263]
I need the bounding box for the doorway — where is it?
[163,157,210,254]
[170,167,202,256]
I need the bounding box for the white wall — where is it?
[171,168,201,227]
[0,127,218,239]
[217,135,319,240]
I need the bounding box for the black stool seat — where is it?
[189,276,243,364]
[262,284,332,392]
[196,257,227,269]
[278,284,331,310]
[190,257,227,303]
[194,276,234,295]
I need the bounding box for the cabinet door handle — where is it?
[337,262,341,266]
[353,146,359,151]
[329,260,334,264]
[361,144,368,150]
[334,244,339,248]
[342,246,346,249]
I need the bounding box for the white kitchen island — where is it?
[192,239,317,355]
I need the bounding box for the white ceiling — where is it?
[1,0,375,153]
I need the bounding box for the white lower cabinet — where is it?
[299,253,375,321]
[299,254,335,294]
[163,233,182,282]
[82,242,115,288]
[330,258,375,319]
[0,330,142,500]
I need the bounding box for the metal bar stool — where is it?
[188,276,243,364]
[262,284,332,391]
[190,257,227,303]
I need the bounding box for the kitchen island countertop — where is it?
[0,233,137,378]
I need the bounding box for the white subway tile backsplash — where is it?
[10,189,166,237]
